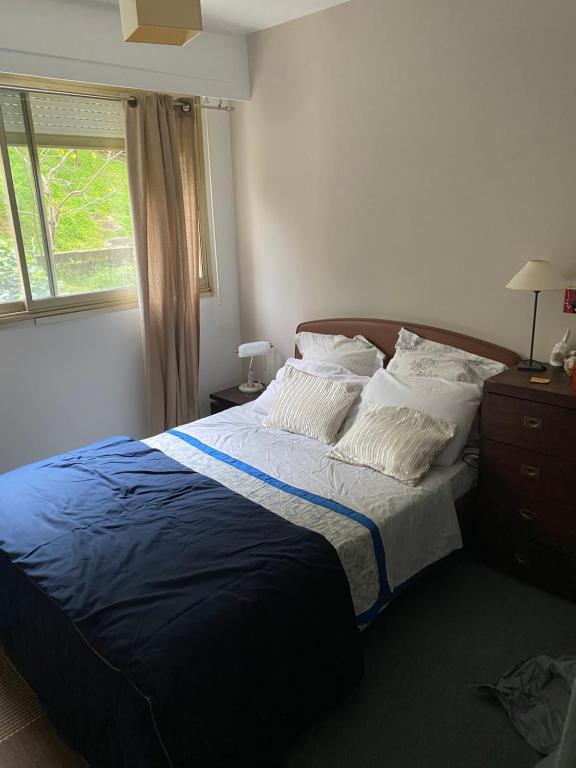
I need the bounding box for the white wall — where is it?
[0,108,241,474]
[0,0,249,100]
[232,0,576,362]
[0,308,146,473]
[198,108,242,412]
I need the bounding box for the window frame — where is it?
[0,81,212,325]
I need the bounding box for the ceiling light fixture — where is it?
[119,0,202,45]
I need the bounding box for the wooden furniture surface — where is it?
[478,366,576,599]
[295,317,520,368]
[210,386,264,415]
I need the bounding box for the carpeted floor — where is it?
[0,650,43,744]
[1,551,575,768]
[287,551,576,768]
[0,651,84,768]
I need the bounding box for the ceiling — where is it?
[201,0,350,34]
[86,0,351,35]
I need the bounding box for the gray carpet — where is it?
[287,551,576,768]
[2,551,575,767]
[0,650,43,744]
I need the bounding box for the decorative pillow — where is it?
[389,327,507,384]
[264,365,363,443]
[328,404,457,486]
[252,358,371,415]
[346,369,482,465]
[387,350,473,383]
[295,331,385,376]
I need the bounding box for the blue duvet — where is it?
[0,436,361,767]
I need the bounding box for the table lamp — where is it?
[506,259,566,371]
[237,341,272,393]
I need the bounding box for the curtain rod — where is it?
[0,84,235,111]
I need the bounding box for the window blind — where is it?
[0,91,125,148]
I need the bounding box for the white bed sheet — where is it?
[146,403,465,623]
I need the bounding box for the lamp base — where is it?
[239,382,264,394]
[517,360,547,372]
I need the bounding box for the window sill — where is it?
[0,295,139,327]
[0,286,214,327]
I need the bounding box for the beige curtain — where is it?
[124,94,201,435]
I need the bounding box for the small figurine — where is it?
[564,350,576,377]
[549,329,571,368]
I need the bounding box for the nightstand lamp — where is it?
[237,341,272,393]
[506,259,566,372]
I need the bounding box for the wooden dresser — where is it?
[478,367,576,599]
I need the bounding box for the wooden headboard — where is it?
[295,318,520,367]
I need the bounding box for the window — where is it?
[0,87,211,321]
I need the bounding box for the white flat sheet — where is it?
[146,404,464,624]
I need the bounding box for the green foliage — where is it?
[56,259,137,296]
[0,145,136,303]
[0,237,22,302]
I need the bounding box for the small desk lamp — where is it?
[237,341,272,393]
[506,259,566,371]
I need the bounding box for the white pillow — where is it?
[252,358,371,415]
[295,331,385,376]
[328,404,457,486]
[388,327,507,384]
[264,364,363,444]
[346,369,482,466]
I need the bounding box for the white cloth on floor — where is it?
[535,674,576,768]
[477,655,576,756]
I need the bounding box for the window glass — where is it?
[28,93,136,297]
[0,161,23,303]
[35,147,136,296]
[2,91,52,299]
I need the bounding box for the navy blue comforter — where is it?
[0,436,361,768]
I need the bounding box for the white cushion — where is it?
[252,358,371,415]
[344,369,482,466]
[388,327,507,384]
[264,364,363,444]
[295,331,385,376]
[328,404,457,486]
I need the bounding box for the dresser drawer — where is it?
[482,394,575,461]
[482,493,576,551]
[482,533,576,600]
[480,439,576,506]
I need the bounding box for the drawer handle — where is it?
[523,416,543,430]
[519,508,537,521]
[514,552,530,566]
[521,464,541,480]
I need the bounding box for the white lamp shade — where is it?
[506,260,566,291]
[237,341,272,358]
[120,0,202,45]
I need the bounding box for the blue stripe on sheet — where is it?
[168,429,392,624]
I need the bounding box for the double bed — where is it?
[0,318,519,768]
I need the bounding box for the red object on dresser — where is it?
[478,366,576,600]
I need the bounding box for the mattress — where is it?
[438,458,477,501]
[147,403,465,622]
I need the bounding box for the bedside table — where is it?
[478,366,576,599]
[209,386,264,415]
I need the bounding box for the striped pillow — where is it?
[264,364,363,444]
[328,404,457,486]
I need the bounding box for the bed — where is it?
[0,318,519,768]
